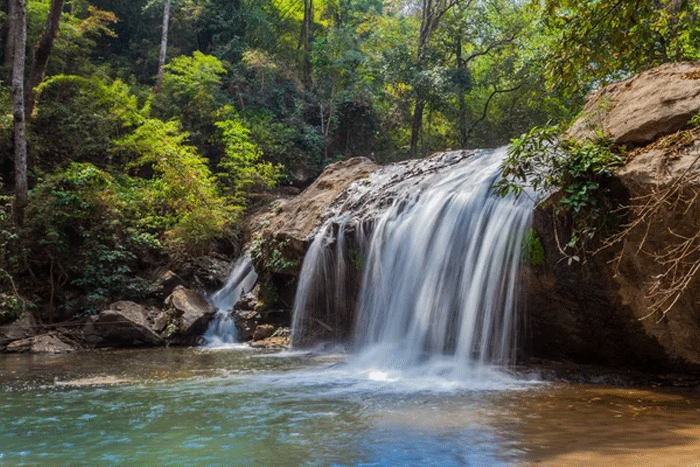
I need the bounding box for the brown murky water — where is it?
[1,347,699,466]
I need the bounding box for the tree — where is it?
[540,0,700,94]
[10,0,27,225]
[299,0,314,86]
[155,0,171,93]
[410,0,462,157]
[26,0,65,117]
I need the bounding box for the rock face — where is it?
[248,156,379,272]
[609,133,700,365]
[523,210,671,369]
[84,301,164,347]
[526,132,700,368]
[568,61,700,145]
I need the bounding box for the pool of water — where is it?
[1,347,699,466]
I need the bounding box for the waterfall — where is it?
[291,148,533,376]
[202,256,257,347]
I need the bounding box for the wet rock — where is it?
[568,61,700,145]
[163,286,217,344]
[234,309,259,342]
[235,290,258,311]
[0,315,36,347]
[6,334,75,354]
[83,301,164,347]
[249,335,290,349]
[252,324,276,341]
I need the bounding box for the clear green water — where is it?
[1,347,699,467]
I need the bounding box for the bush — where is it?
[23,163,160,315]
[495,125,624,259]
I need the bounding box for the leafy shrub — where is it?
[495,125,624,258]
[116,118,237,257]
[23,163,159,315]
[215,117,283,200]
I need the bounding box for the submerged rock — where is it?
[568,61,700,145]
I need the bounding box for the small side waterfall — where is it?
[202,256,257,346]
[292,148,533,376]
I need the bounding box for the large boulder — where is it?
[84,301,164,347]
[609,132,700,365]
[162,286,217,344]
[248,156,379,273]
[568,61,700,145]
[525,129,700,369]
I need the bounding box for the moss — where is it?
[522,228,546,267]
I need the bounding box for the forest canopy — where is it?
[0,0,699,322]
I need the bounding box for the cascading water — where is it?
[201,255,257,347]
[291,147,534,378]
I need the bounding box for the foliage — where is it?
[250,236,299,274]
[521,228,545,267]
[495,125,624,258]
[215,116,283,200]
[540,0,700,94]
[151,52,228,153]
[31,74,145,169]
[22,163,158,315]
[116,118,237,256]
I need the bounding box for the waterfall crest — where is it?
[292,148,533,375]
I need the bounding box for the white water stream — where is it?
[292,148,534,379]
[201,255,257,347]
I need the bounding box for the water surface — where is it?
[1,347,699,466]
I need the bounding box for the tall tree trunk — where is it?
[298,0,314,87]
[26,0,65,117]
[155,0,171,94]
[11,0,28,225]
[5,0,16,70]
[456,35,467,148]
[410,99,425,157]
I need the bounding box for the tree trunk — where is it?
[155,0,171,94]
[410,99,425,157]
[5,0,16,70]
[410,0,435,158]
[299,0,314,87]
[26,0,65,117]
[11,0,28,225]
[456,35,467,148]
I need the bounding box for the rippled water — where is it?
[1,347,700,466]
